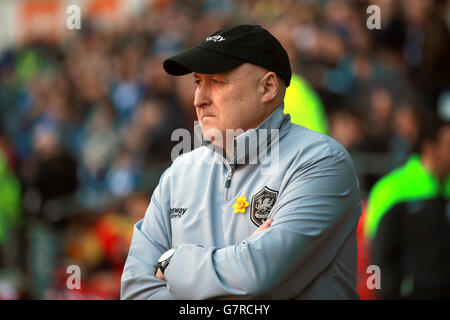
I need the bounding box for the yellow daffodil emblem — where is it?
[232,195,249,213]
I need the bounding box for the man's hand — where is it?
[156,267,166,281]
[252,218,273,236]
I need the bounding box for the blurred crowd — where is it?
[0,0,449,299]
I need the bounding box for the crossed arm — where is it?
[121,154,361,299]
[155,218,273,281]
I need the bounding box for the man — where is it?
[366,116,450,299]
[121,25,362,299]
[364,116,450,240]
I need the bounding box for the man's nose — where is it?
[194,84,211,108]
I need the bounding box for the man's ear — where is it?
[259,72,278,104]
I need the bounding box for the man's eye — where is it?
[194,80,201,85]
[212,79,224,84]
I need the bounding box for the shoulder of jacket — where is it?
[168,146,213,171]
[286,123,350,161]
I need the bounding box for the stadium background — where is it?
[0,0,449,299]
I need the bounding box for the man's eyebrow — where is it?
[193,73,225,79]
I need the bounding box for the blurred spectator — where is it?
[284,73,329,134]
[361,86,395,153]
[329,107,364,151]
[268,20,329,134]
[0,147,22,267]
[366,115,450,299]
[77,106,119,208]
[111,42,146,123]
[390,101,423,163]
[21,121,78,222]
[401,0,450,110]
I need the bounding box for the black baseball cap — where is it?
[163,24,292,87]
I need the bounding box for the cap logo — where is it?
[205,35,225,42]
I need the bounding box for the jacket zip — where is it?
[223,141,237,200]
[223,164,235,201]
[225,166,235,188]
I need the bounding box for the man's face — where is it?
[193,63,270,142]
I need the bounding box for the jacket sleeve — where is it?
[120,169,174,300]
[164,152,362,299]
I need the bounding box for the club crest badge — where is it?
[250,186,279,227]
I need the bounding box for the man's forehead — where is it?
[193,63,267,79]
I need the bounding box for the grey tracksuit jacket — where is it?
[121,104,363,299]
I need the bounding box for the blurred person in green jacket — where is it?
[0,148,22,263]
[365,114,450,299]
[284,73,328,135]
[268,20,328,135]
